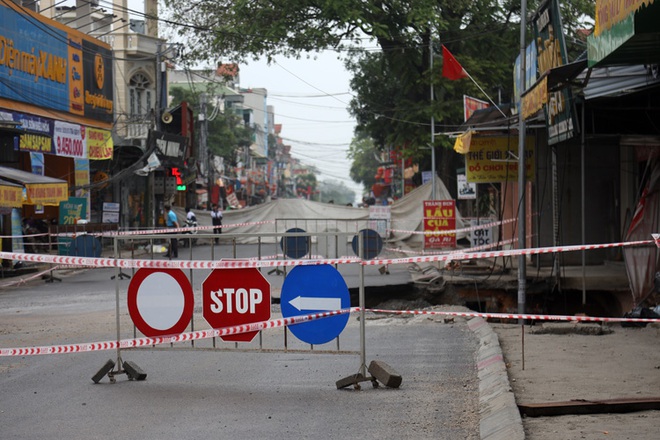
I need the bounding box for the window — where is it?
[128,73,152,118]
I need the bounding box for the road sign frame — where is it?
[280,264,350,345]
[202,268,271,342]
[127,268,194,337]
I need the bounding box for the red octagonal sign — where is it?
[202,268,271,342]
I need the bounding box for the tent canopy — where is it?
[0,166,68,206]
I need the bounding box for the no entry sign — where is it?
[202,268,271,342]
[127,268,194,337]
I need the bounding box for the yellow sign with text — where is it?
[465,136,535,183]
[87,128,113,160]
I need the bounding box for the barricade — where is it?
[0,225,658,388]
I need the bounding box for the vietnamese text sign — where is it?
[469,219,495,247]
[423,200,456,249]
[465,136,535,183]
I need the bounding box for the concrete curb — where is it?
[468,317,525,440]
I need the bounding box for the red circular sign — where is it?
[127,268,194,337]
[202,268,271,342]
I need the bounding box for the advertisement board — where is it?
[0,2,113,125]
[465,136,535,183]
[423,200,456,249]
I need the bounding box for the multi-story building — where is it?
[0,0,114,259]
[41,0,193,228]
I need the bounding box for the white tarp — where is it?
[176,179,466,245]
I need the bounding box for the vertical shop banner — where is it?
[423,200,456,249]
[53,121,87,158]
[11,208,25,253]
[74,159,91,220]
[30,152,45,214]
[532,0,576,144]
[58,197,87,255]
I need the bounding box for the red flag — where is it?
[442,45,468,80]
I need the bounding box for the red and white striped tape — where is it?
[361,238,656,266]
[1,237,656,270]
[0,251,359,269]
[0,308,356,357]
[367,308,660,324]
[2,307,658,357]
[385,237,521,256]
[97,220,275,237]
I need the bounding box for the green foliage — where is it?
[318,179,356,205]
[164,0,595,168]
[347,133,378,193]
[295,173,318,198]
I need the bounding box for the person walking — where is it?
[210,203,223,244]
[164,204,179,258]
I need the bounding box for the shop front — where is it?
[0,2,114,252]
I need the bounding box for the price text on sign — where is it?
[202,268,271,342]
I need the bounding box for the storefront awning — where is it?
[0,178,23,208]
[588,1,660,67]
[0,166,68,206]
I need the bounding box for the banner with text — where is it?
[423,200,456,249]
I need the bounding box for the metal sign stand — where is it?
[336,232,402,390]
[91,238,145,384]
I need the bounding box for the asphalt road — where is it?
[0,247,481,439]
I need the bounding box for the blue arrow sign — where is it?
[280,264,350,345]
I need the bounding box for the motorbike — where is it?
[179,216,198,247]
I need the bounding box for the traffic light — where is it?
[171,167,186,191]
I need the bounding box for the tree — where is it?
[164,0,594,181]
[347,132,379,194]
[295,173,318,199]
[318,179,356,205]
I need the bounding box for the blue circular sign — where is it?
[351,228,383,260]
[280,227,310,259]
[280,265,350,345]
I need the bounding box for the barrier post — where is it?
[358,232,367,377]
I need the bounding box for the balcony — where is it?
[126,116,151,141]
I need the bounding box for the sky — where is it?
[238,54,363,203]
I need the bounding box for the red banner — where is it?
[423,200,456,249]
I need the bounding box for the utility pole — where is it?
[517,0,528,319]
[150,43,163,229]
[199,93,210,210]
[430,35,436,200]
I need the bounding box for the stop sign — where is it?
[202,268,271,342]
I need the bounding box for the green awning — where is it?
[588,2,660,67]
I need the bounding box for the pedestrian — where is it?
[211,203,223,244]
[164,204,179,258]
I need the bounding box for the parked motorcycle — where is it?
[179,215,198,247]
